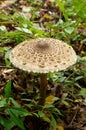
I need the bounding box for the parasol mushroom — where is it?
[9,38,77,105]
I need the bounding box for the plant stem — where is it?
[39,73,48,105]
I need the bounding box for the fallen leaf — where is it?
[56,125,64,130]
[3,69,14,74]
[13,83,25,92]
[45,95,55,104]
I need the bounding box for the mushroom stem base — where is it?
[39,73,47,105]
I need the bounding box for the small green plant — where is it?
[0,81,32,130]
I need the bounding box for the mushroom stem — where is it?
[39,73,48,105]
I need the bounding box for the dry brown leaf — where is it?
[13,83,25,91]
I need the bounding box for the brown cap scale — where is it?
[10,38,77,104]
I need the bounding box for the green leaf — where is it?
[0,47,6,52]
[79,88,86,99]
[38,111,45,118]
[56,0,68,20]
[0,98,7,108]
[61,99,69,106]
[43,104,55,109]
[8,107,32,117]
[4,80,11,102]
[15,27,32,34]
[0,116,5,126]
[10,98,21,107]
[5,59,11,67]
[5,49,12,59]
[64,26,74,34]
[38,111,50,122]
[0,26,7,31]
[50,114,57,127]
[0,116,15,130]
[56,0,65,12]
[11,108,32,116]
[51,107,62,116]
[75,76,83,81]
[7,108,25,130]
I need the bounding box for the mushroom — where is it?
[9,38,77,105]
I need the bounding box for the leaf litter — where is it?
[0,0,86,130]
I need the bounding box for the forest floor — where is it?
[0,0,86,130]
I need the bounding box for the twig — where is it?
[63,71,75,83]
[0,66,13,68]
[68,109,78,127]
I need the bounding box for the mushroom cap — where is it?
[9,38,77,73]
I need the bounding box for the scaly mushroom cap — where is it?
[10,38,77,73]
